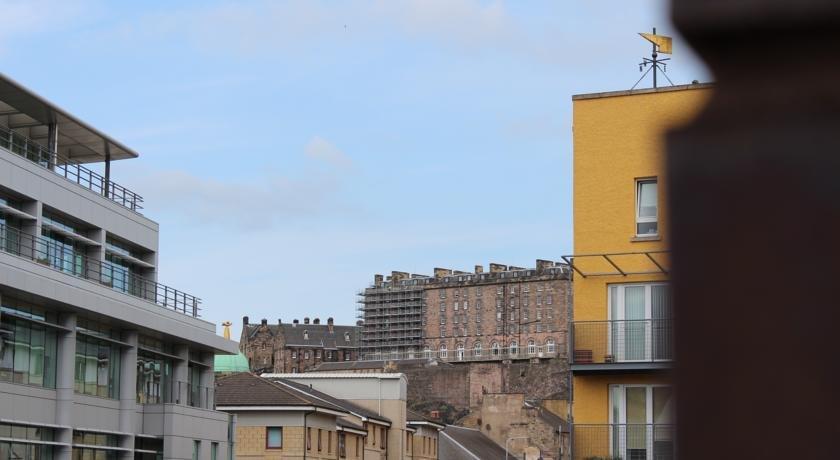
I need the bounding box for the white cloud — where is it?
[305,136,352,169]
[0,0,96,50]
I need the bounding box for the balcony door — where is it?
[610,385,674,460]
[608,283,671,362]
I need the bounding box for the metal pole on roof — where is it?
[104,141,111,198]
[47,122,58,169]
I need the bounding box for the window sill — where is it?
[631,235,661,242]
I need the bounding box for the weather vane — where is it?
[632,28,674,90]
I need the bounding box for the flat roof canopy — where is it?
[0,73,138,164]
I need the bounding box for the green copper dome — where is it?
[214,351,250,373]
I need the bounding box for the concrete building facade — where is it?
[358,260,571,362]
[239,316,360,374]
[0,74,238,459]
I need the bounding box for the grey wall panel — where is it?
[72,395,121,432]
[0,382,57,425]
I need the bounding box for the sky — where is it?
[1,0,708,340]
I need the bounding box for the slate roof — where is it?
[245,322,360,349]
[440,426,507,460]
[407,409,445,429]
[337,418,367,433]
[215,372,346,413]
[267,377,392,426]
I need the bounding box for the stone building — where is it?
[240,316,361,373]
[358,260,571,362]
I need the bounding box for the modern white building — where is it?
[0,74,238,459]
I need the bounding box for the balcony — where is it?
[572,424,675,460]
[360,345,558,362]
[0,124,143,212]
[571,320,672,373]
[0,223,201,317]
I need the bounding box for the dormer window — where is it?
[344,332,350,342]
[303,330,309,340]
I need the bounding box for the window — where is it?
[510,341,518,355]
[303,330,309,340]
[536,323,543,333]
[609,283,672,361]
[439,327,445,338]
[339,432,346,458]
[439,345,447,358]
[304,351,310,359]
[547,294,553,305]
[315,350,321,359]
[292,351,297,359]
[523,308,529,321]
[440,302,445,312]
[476,314,481,323]
[546,339,556,353]
[454,302,459,311]
[440,317,446,325]
[424,347,432,358]
[528,340,536,355]
[439,290,446,299]
[496,312,502,321]
[292,367,298,373]
[211,442,218,460]
[327,350,333,359]
[307,427,312,450]
[609,385,673,459]
[476,299,482,310]
[136,352,172,404]
[266,427,282,449]
[524,284,530,293]
[524,295,529,306]
[0,304,58,388]
[497,286,503,295]
[492,342,501,356]
[472,341,482,357]
[496,298,502,308]
[636,178,659,235]
[380,428,386,450]
[463,300,469,310]
[192,440,200,460]
[476,288,482,297]
[75,334,121,399]
[509,298,516,308]
[261,343,266,351]
[328,430,332,453]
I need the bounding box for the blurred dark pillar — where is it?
[669,2,840,459]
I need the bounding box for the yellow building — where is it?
[567,84,712,459]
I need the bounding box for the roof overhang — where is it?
[0,73,139,163]
[408,420,445,430]
[216,405,349,417]
[337,426,368,436]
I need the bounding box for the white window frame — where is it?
[635,178,659,237]
[607,282,670,362]
[527,340,536,355]
[438,345,447,359]
[473,342,482,357]
[608,384,674,460]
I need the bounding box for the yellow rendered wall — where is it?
[572,87,711,322]
[572,373,672,424]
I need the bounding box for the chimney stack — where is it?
[304,317,310,325]
[314,318,320,325]
[391,271,409,282]
[243,316,249,326]
[278,318,282,325]
[356,320,364,326]
[293,319,299,327]
[536,259,554,273]
[374,274,384,287]
[434,268,453,279]
[261,318,268,326]
[475,265,484,274]
[490,263,508,273]
[328,317,334,333]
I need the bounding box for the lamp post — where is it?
[505,436,529,460]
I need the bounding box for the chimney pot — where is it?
[356,320,364,326]
[328,317,334,325]
[243,316,249,325]
[304,317,310,325]
[278,318,282,325]
[314,318,320,325]
[293,319,299,327]
[475,265,484,274]
[261,318,268,325]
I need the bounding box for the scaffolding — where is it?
[357,285,427,355]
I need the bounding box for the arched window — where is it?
[456,343,465,360]
[439,344,448,359]
[546,338,556,353]
[527,339,536,355]
[509,341,518,355]
[491,342,501,356]
[473,342,482,357]
[303,330,309,340]
[424,346,432,359]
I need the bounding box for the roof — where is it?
[214,352,250,373]
[337,418,367,433]
[262,373,406,380]
[312,358,439,372]
[214,373,346,414]
[572,82,714,101]
[245,322,360,349]
[407,409,445,429]
[440,426,507,460]
[0,73,139,163]
[268,378,392,426]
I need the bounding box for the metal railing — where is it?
[360,345,558,362]
[139,380,214,408]
[572,320,673,365]
[184,381,215,409]
[0,125,143,212]
[0,223,200,317]
[572,424,675,460]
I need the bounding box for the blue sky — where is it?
[2,0,708,339]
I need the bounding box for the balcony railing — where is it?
[0,223,200,317]
[572,320,673,366]
[0,124,143,212]
[360,345,558,362]
[139,380,214,409]
[572,424,675,460]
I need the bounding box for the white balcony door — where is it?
[608,283,671,362]
[610,385,674,460]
